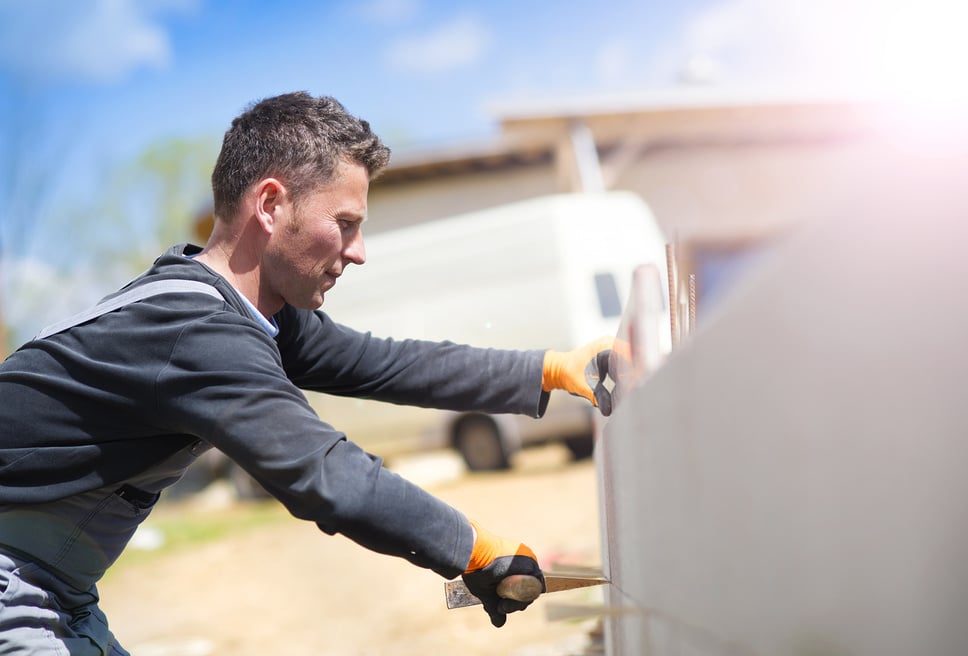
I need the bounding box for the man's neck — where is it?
[194,245,279,319]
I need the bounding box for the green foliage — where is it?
[104,499,288,576]
[94,135,219,273]
[1,130,220,347]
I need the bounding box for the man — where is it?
[0,92,613,654]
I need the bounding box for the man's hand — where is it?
[462,520,544,627]
[542,336,615,416]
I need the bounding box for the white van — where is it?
[307,191,668,470]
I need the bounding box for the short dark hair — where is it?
[211,92,391,219]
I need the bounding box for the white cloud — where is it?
[651,0,837,88]
[684,0,872,86]
[359,0,421,24]
[385,14,491,75]
[1,256,109,346]
[0,0,194,84]
[660,0,968,100]
[596,40,633,86]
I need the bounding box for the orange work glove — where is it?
[542,336,615,416]
[462,520,545,627]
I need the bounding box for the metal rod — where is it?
[688,273,697,336]
[666,243,679,349]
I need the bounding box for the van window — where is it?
[594,272,622,318]
[692,237,777,317]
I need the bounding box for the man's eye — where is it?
[339,218,363,233]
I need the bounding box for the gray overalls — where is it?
[0,280,222,655]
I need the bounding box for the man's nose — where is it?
[344,229,365,265]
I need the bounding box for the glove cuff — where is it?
[465,520,537,573]
[541,350,564,393]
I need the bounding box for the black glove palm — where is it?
[462,553,545,627]
[584,348,614,416]
[462,520,545,627]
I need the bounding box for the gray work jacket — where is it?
[0,244,549,581]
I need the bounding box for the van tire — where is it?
[454,415,511,471]
[563,434,595,461]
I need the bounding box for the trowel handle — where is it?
[496,574,544,603]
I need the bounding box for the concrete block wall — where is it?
[597,144,968,655]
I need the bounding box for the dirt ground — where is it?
[98,446,605,656]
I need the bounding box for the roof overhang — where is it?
[378,88,882,184]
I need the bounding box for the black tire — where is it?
[563,434,595,461]
[453,415,511,471]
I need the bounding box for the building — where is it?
[369,90,888,308]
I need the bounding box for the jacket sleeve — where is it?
[155,311,475,578]
[274,306,550,418]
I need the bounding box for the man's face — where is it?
[264,159,369,310]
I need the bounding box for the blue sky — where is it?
[3,0,962,219]
[1,1,710,167]
[0,0,964,342]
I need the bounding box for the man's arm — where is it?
[158,308,605,626]
[275,307,550,417]
[156,312,477,576]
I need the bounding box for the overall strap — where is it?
[36,279,224,340]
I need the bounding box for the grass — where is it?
[104,493,289,576]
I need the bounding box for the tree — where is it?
[0,133,218,349]
[94,136,218,272]
[0,89,71,356]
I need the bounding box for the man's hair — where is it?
[211,92,391,219]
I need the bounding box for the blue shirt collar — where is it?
[183,251,279,338]
[236,292,279,338]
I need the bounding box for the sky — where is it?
[1,0,966,343]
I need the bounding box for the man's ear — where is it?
[253,178,287,234]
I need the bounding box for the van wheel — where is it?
[563,434,595,461]
[454,415,510,471]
